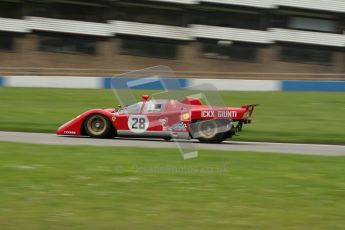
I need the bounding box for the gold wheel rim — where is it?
[87,115,107,135]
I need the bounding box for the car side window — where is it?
[143,101,165,113]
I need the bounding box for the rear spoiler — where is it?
[241,104,259,122]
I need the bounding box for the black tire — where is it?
[196,120,228,143]
[163,136,172,141]
[84,114,113,138]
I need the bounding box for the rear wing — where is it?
[241,104,259,123]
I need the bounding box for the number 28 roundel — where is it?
[128,115,149,134]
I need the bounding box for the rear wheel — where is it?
[84,114,113,138]
[196,120,228,143]
[163,136,172,141]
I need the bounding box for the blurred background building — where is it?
[0,0,344,79]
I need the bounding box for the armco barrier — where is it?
[1,76,345,92]
[282,80,345,92]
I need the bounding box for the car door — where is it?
[141,100,167,132]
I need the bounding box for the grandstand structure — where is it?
[0,0,344,79]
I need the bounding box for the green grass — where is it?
[0,87,345,144]
[0,142,344,230]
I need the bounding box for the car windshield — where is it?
[118,102,143,114]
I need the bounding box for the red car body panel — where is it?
[56,109,114,136]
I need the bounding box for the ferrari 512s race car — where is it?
[57,95,257,143]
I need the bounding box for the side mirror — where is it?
[141,95,149,102]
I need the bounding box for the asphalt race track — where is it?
[0,131,344,156]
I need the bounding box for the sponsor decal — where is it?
[218,110,237,118]
[64,131,76,134]
[128,115,149,134]
[168,122,187,132]
[181,112,191,121]
[201,110,215,118]
[201,110,237,118]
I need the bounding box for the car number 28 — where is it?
[128,115,149,134]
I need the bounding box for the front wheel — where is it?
[195,120,228,143]
[84,114,114,138]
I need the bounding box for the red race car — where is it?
[57,95,257,143]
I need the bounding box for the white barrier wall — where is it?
[189,79,280,91]
[1,76,344,91]
[4,76,102,89]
